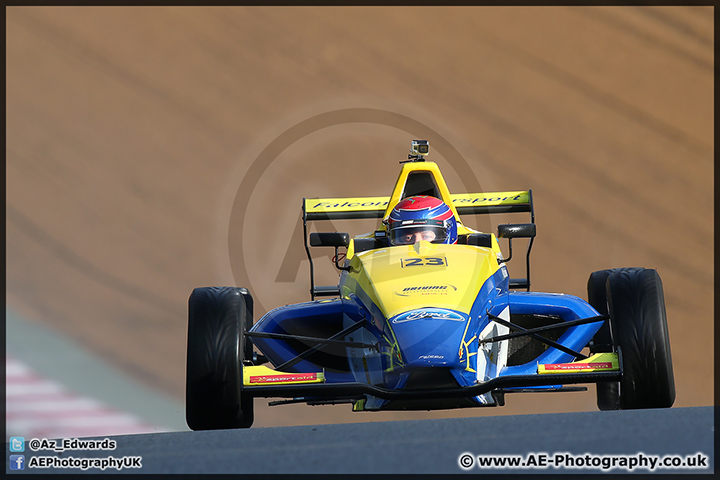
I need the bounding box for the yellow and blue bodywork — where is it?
[248,161,613,411]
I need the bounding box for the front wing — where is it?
[240,352,621,404]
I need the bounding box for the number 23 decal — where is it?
[401,256,448,267]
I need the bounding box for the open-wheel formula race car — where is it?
[186,140,675,430]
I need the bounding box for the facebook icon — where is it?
[9,455,25,470]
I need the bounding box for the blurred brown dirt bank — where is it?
[6,6,713,428]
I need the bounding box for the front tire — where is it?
[186,286,254,430]
[606,268,675,409]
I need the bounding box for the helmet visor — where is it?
[389,224,448,246]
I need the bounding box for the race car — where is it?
[186,140,675,430]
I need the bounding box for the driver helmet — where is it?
[387,196,458,246]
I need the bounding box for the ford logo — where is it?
[391,308,466,324]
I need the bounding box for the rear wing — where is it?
[303,191,533,221]
[302,191,535,298]
[303,196,389,221]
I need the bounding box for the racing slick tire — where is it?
[606,268,675,410]
[186,286,254,430]
[587,269,615,352]
[587,269,618,410]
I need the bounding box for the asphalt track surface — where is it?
[5,407,713,474]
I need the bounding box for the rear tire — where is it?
[186,287,254,430]
[587,269,619,410]
[606,268,675,409]
[587,269,615,352]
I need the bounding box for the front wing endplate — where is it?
[538,352,619,374]
[243,365,325,386]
